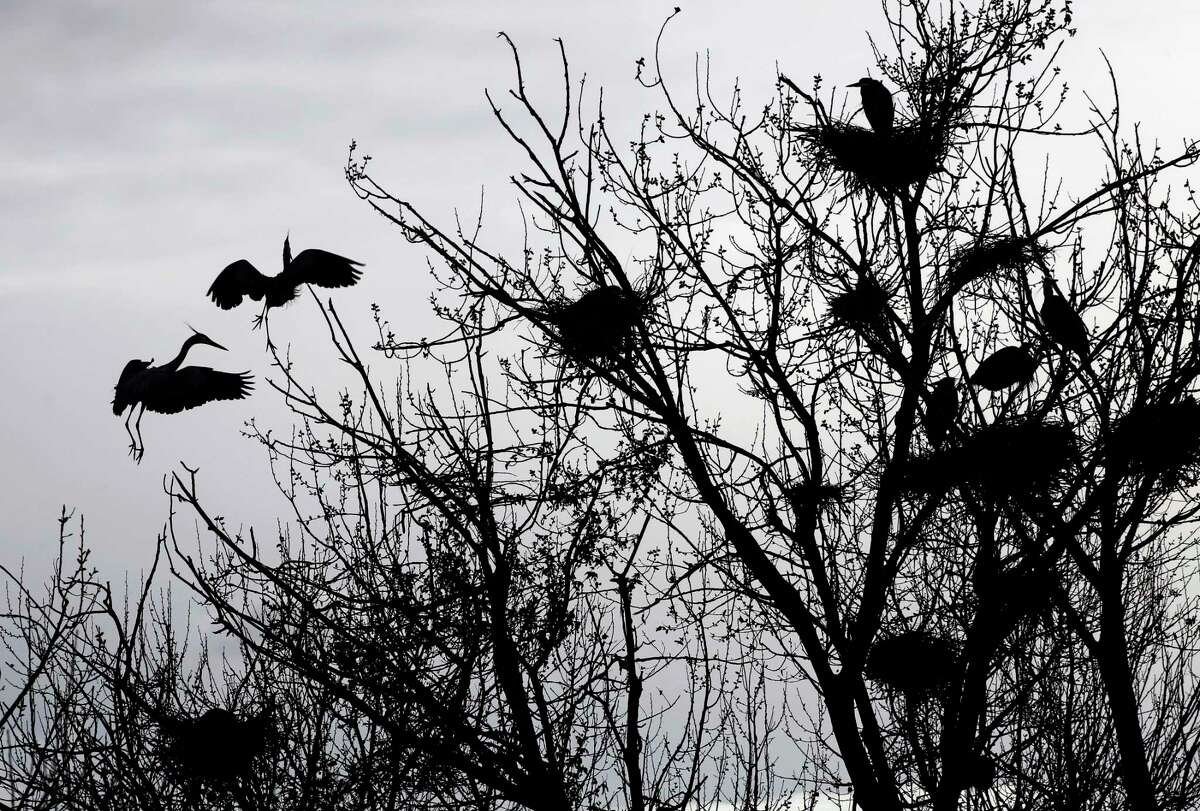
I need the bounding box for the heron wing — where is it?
[112,359,150,414]
[142,367,253,414]
[208,260,269,309]
[283,249,363,290]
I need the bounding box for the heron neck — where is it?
[164,335,204,371]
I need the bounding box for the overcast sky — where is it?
[2,0,1199,580]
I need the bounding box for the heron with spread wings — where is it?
[112,330,252,462]
[207,235,363,337]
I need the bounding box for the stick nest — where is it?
[159,707,272,785]
[976,566,1057,639]
[964,753,997,790]
[949,236,1049,289]
[802,122,949,193]
[865,630,960,695]
[543,285,649,364]
[829,277,890,337]
[1106,398,1200,483]
[784,482,846,517]
[902,420,1077,499]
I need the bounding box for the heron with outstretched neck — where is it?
[208,234,363,344]
[112,330,252,462]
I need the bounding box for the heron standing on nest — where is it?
[848,77,895,135]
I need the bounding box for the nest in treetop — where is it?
[158,706,272,785]
[829,276,890,334]
[901,419,1077,500]
[976,566,1057,639]
[962,420,1078,498]
[802,121,949,194]
[865,630,960,695]
[1106,397,1200,482]
[784,481,846,517]
[949,236,1049,289]
[963,753,997,791]
[542,285,649,364]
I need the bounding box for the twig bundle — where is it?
[963,420,1077,498]
[544,285,648,363]
[160,707,271,785]
[964,753,997,790]
[803,122,948,193]
[1106,397,1200,481]
[950,236,1049,289]
[977,566,1057,640]
[785,481,846,517]
[865,630,960,695]
[829,277,890,335]
[901,420,1076,499]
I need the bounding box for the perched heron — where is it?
[1040,276,1088,356]
[848,77,895,135]
[923,377,958,445]
[112,331,252,462]
[208,234,363,335]
[970,344,1038,391]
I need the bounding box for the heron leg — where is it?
[263,309,276,352]
[123,407,138,456]
[133,404,146,463]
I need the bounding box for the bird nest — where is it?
[829,277,890,335]
[963,753,997,790]
[802,122,949,194]
[976,566,1057,639]
[158,707,272,786]
[902,420,1077,500]
[949,236,1049,290]
[963,420,1077,498]
[784,481,846,517]
[541,285,649,365]
[865,630,960,695]
[1105,398,1200,483]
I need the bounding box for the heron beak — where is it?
[208,338,229,352]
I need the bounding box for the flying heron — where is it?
[1040,276,1088,356]
[208,234,363,337]
[848,77,895,135]
[112,330,252,462]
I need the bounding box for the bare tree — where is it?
[29,1,1200,810]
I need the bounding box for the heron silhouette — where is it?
[848,77,895,135]
[1040,276,1088,356]
[970,344,1039,391]
[923,377,958,445]
[208,234,363,339]
[112,330,252,462]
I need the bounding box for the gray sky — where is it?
[1,0,1198,579]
